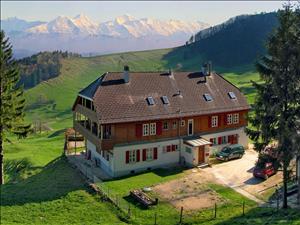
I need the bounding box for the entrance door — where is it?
[198,146,205,163]
[188,119,194,136]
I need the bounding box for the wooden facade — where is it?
[74,101,248,151]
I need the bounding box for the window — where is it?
[233,113,239,124]
[146,148,153,161]
[222,136,228,144]
[203,93,213,102]
[211,138,217,146]
[227,114,233,125]
[143,124,149,136]
[129,150,136,163]
[161,96,170,104]
[211,116,218,127]
[103,125,111,139]
[146,97,155,105]
[181,120,185,127]
[150,123,156,135]
[228,92,237,99]
[163,121,169,130]
[185,147,192,154]
[172,121,177,129]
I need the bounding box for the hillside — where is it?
[24,48,260,132]
[164,12,279,68]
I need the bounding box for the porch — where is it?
[182,137,211,166]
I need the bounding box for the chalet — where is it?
[72,64,250,177]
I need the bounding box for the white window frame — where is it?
[212,138,217,146]
[146,148,153,161]
[143,124,149,136]
[172,121,177,129]
[163,121,169,130]
[129,150,136,163]
[233,113,239,124]
[150,123,156,135]
[221,136,227,144]
[211,116,218,127]
[188,119,194,136]
[180,120,185,127]
[227,114,233,125]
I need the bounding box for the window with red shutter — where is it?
[224,114,227,126]
[208,116,212,128]
[125,151,130,164]
[156,121,162,135]
[228,135,233,144]
[136,124,142,137]
[209,138,213,146]
[142,149,147,161]
[136,149,140,162]
[167,145,171,152]
[153,147,158,159]
[218,137,222,145]
[171,145,176,151]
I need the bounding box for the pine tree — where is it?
[246,4,300,208]
[0,31,31,185]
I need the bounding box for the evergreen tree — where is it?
[0,31,31,185]
[246,4,300,208]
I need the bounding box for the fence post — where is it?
[154,211,157,225]
[128,204,131,218]
[214,203,217,219]
[179,206,183,224]
[276,187,279,211]
[242,201,245,216]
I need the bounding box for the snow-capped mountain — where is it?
[1,14,209,58]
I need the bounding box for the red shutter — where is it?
[136,124,142,137]
[143,149,147,161]
[167,145,171,152]
[209,138,213,146]
[136,149,140,162]
[228,135,233,144]
[217,116,220,127]
[171,145,176,151]
[224,114,227,126]
[218,137,222,145]
[126,151,130,164]
[208,116,212,128]
[153,147,158,159]
[156,121,162,135]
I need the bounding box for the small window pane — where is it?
[161,96,170,104]
[228,92,237,99]
[146,97,155,105]
[203,93,213,102]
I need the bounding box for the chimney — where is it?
[207,61,212,76]
[201,63,207,76]
[123,65,130,83]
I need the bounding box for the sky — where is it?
[1,1,286,26]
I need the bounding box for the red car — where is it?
[253,162,276,180]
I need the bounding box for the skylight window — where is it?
[161,96,170,105]
[228,92,237,99]
[203,93,213,102]
[146,97,155,105]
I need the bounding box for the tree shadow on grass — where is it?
[1,156,86,206]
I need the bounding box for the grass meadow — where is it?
[3,48,298,225]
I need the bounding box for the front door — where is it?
[198,146,205,163]
[188,119,194,136]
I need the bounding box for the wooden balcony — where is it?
[74,104,98,122]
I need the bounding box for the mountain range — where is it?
[1,14,209,58]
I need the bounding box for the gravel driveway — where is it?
[204,149,282,203]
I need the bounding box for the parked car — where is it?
[253,162,276,180]
[216,144,245,161]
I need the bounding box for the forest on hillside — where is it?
[171,12,279,68]
[18,51,81,89]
